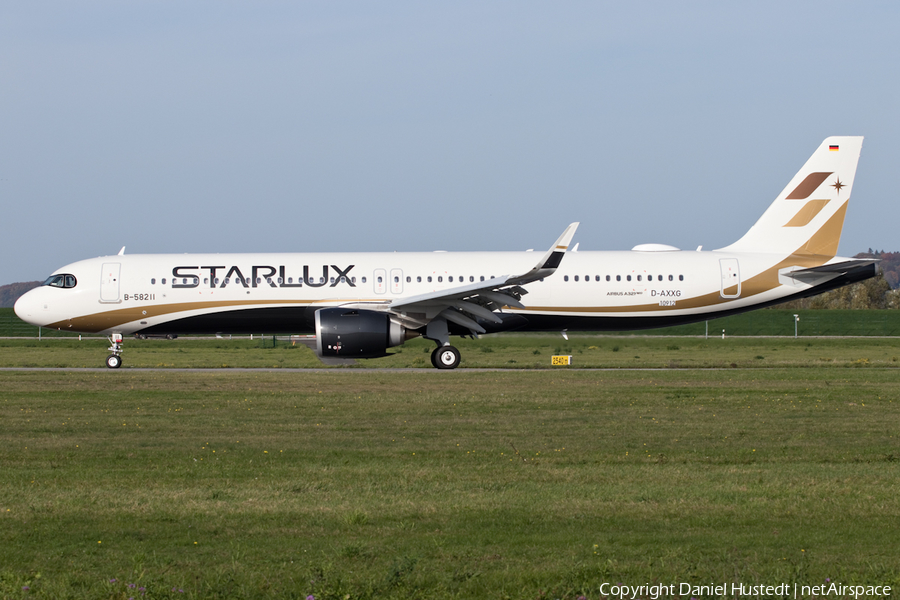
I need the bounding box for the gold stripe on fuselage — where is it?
[47,298,381,333]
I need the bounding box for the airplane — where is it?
[14,136,877,369]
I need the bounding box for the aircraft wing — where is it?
[389,223,578,334]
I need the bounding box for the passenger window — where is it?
[427,276,432,283]
[626,275,631,282]
[574,275,579,282]
[151,278,156,285]
[605,275,610,282]
[637,275,641,282]
[361,277,367,283]
[438,276,443,282]
[469,276,474,282]
[668,275,673,281]
[449,276,453,282]
[480,276,484,281]
[162,278,167,284]
[564,276,569,282]
[406,276,411,283]
[377,276,383,283]
[393,276,399,283]
[616,275,621,282]
[679,275,684,281]
[417,276,421,283]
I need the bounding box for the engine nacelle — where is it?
[314,307,410,358]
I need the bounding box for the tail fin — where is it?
[719,136,863,258]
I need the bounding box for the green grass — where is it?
[1,365,899,599]
[1,335,900,370]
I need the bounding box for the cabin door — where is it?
[100,263,121,303]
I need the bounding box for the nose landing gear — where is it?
[106,333,123,369]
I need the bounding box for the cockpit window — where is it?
[43,274,77,289]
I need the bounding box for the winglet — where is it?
[508,222,579,285]
[537,222,579,270]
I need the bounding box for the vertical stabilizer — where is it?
[719,136,863,258]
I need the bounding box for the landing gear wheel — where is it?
[432,346,461,370]
[106,354,122,369]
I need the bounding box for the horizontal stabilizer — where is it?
[786,258,879,284]
[789,258,879,277]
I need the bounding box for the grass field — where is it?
[1,335,900,371]
[1,336,899,599]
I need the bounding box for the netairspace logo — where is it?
[596,582,892,599]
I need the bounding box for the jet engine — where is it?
[314,307,413,358]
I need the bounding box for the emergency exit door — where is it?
[719,258,740,298]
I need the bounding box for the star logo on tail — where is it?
[831,177,845,194]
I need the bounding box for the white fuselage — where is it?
[14,247,842,336]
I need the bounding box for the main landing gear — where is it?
[425,318,461,370]
[106,333,123,369]
[430,345,461,369]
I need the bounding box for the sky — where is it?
[1,1,898,285]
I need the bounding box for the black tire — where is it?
[433,346,461,370]
[430,347,440,368]
[106,354,122,369]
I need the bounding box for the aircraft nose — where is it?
[14,288,43,326]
